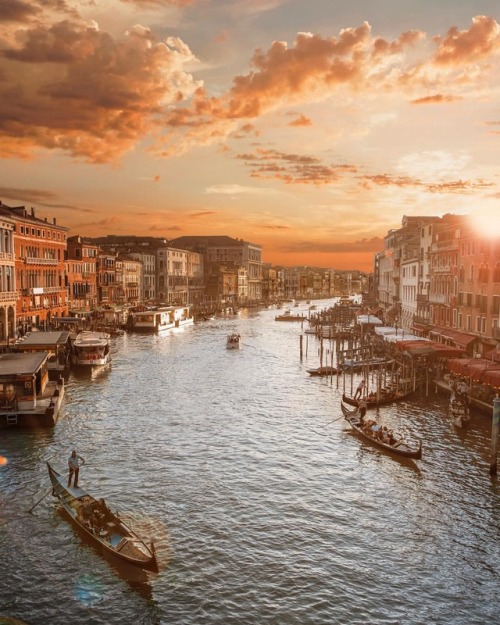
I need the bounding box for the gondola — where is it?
[449,397,470,428]
[342,389,413,409]
[306,365,338,377]
[340,402,422,460]
[47,462,158,572]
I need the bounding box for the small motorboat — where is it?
[226,333,241,349]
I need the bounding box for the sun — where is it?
[467,210,500,240]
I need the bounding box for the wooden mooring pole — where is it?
[490,395,500,476]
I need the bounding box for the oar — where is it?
[26,486,54,514]
[321,414,345,427]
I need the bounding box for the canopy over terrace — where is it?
[356,315,383,326]
[448,358,500,388]
[394,340,464,358]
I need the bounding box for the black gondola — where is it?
[340,402,422,460]
[342,390,413,409]
[47,462,158,572]
[307,366,338,376]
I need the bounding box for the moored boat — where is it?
[47,462,158,572]
[128,306,194,333]
[72,331,111,367]
[342,389,413,409]
[306,365,338,377]
[226,333,241,349]
[341,402,422,460]
[449,396,470,428]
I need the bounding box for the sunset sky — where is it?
[1,0,499,271]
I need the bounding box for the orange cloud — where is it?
[433,15,500,66]
[237,148,358,184]
[0,15,201,162]
[411,94,461,104]
[288,114,312,127]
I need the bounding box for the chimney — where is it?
[53,217,57,225]
[31,207,35,217]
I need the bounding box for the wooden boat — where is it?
[449,396,470,428]
[342,389,412,409]
[226,333,241,349]
[306,366,338,377]
[341,402,422,460]
[47,462,158,572]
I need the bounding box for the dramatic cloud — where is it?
[432,15,500,66]
[0,15,202,161]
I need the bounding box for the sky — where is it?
[0,0,499,272]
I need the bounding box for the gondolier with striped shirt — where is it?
[68,449,85,488]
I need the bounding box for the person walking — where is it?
[354,378,366,400]
[68,449,85,488]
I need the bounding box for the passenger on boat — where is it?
[95,498,113,523]
[78,497,94,529]
[380,426,390,444]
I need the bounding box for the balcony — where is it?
[0,252,14,261]
[0,290,17,303]
[431,240,458,252]
[429,293,448,304]
[432,265,451,273]
[416,294,428,303]
[25,256,60,265]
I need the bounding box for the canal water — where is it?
[1,303,499,625]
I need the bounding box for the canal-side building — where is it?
[0,214,17,342]
[172,236,263,303]
[97,251,117,305]
[67,235,99,313]
[374,213,499,357]
[116,255,142,305]
[0,203,69,331]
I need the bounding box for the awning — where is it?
[448,358,500,384]
[431,327,477,348]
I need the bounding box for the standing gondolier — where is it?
[68,450,85,488]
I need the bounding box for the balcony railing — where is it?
[429,293,448,304]
[25,257,59,265]
[0,252,14,261]
[432,265,451,273]
[0,290,17,302]
[416,294,428,303]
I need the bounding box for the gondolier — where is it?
[68,449,85,488]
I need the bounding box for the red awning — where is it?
[448,358,500,384]
[432,327,477,347]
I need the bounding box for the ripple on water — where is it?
[1,307,499,625]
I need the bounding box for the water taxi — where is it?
[72,331,111,367]
[226,333,241,349]
[129,306,194,333]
